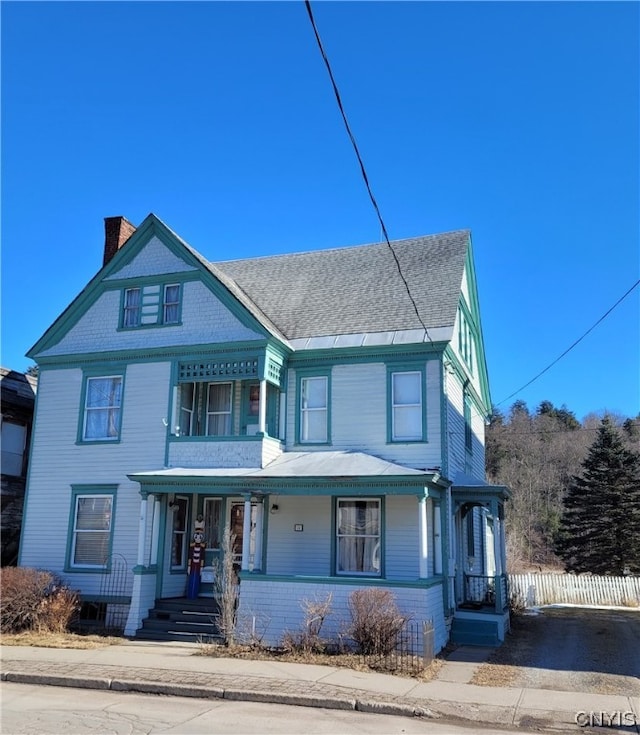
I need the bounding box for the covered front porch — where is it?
[123,451,452,650]
[449,476,510,646]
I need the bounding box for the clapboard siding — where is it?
[385,495,422,580]
[266,496,331,576]
[285,360,442,469]
[20,362,171,595]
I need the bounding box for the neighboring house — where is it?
[20,214,509,650]
[1,368,37,566]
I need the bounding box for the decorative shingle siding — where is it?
[38,281,262,358]
[104,236,197,280]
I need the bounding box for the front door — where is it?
[229,501,260,571]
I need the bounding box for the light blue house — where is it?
[20,214,509,650]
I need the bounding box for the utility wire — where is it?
[496,279,640,407]
[304,0,433,344]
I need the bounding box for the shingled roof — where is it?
[214,230,470,341]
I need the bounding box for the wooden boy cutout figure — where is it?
[187,528,206,599]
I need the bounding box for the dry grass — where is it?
[197,641,444,682]
[1,631,123,649]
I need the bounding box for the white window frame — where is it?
[123,287,141,327]
[391,370,423,441]
[336,498,381,576]
[300,375,328,443]
[82,375,123,441]
[70,493,113,569]
[163,283,180,324]
[206,382,233,436]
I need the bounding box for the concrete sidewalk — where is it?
[1,642,638,733]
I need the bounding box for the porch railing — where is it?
[463,574,508,612]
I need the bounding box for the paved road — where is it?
[475,606,640,695]
[0,682,532,735]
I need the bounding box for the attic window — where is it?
[121,283,181,329]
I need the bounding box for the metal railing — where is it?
[359,620,434,675]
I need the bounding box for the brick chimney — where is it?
[103,216,137,266]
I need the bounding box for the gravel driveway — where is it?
[471,606,640,695]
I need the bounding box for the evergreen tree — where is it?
[556,416,640,575]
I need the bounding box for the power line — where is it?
[496,279,640,407]
[304,0,433,344]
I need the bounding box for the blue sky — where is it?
[2,1,638,421]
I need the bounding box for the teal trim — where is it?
[333,496,385,578]
[132,565,158,575]
[27,214,288,360]
[440,361,449,478]
[237,572,444,589]
[443,346,488,421]
[76,366,127,444]
[79,594,132,604]
[117,280,184,332]
[105,271,200,291]
[34,339,270,368]
[169,434,270,444]
[295,368,332,446]
[128,474,444,495]
[386,363,427,444]
[169,493,191,573]
[289,343,445,368]
[65,485,118,573]
[461,236,492,410]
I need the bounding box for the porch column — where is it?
[491,499,503,613]
[241,494,252,571]
[136,492,149,566]
[258,379,267,434]
[418,494,429,578]
[434,502,443,575]
[149,495,161,566]
[253,499,264,572]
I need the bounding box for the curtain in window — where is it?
[73,496,112,566]
[163,284,180,324]
[392,372,421,440]
[207,383,232,435]
[337,500,380,574]
[84,377,122,439]
[301,376,327,442]
[123,288,141,327]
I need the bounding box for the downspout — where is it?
[440,358,454,618]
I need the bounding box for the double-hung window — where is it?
[336,498,381,575]
[121,283,181,328]
[123,288,141,327]
[68,488,115,570]
[163,284,180,324]
[390,370,423,441]
[206,382,232,436]
[299,375,328,443]
[82,376,123,441]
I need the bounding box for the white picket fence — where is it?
[508,573,640,608]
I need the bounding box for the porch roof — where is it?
[128,450,445,494]
[451,471,511,502]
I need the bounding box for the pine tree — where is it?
[556,416,640,575]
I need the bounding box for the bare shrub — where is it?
[211,530,238,645]
[1,567,79,634]
[282,593,333,654]
[347,588,407,656]
[236,609,271,648]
